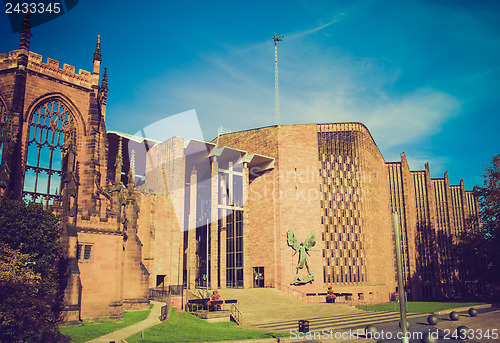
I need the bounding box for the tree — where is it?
[454,155,500,294]
[454,221,489,284]
[475,155,500,285]
[0,199,70,342]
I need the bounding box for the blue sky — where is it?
[1,0,499,188]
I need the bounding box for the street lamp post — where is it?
[393,213,408,342]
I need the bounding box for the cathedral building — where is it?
[0,27,480,322]
[214,124,479,302]
[0,26,149,321]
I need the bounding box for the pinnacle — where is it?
[94,35,102,61]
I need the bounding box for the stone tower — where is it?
[0,20,149,321]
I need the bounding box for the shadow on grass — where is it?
[126,307,289,343]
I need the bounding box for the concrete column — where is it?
[400,153,420,300]
[459,179,468,219]
[188,167,197,289]
[220,175,227,288]
[444,172,455,235]
[424,163,440,298]
[210,157,219,289]
[243,162,252,288]
[444,172,460,296]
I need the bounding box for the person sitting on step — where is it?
[326,286,336,303]
[208,290,222,311]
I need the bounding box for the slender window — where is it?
[77,244,93,261]
[226,209,244,288]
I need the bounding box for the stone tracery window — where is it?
[23,99,75,206]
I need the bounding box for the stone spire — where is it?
[115,137,123,166]
[92,35,101,83]
[128,150,135,188]
[19,11,32,51]
[100,67,108,105]
[94,35,102,62]
[114,137,123,184]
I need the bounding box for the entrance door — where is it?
[156,275,166,289]
[253,267,264,288]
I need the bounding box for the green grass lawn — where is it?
[357,301,486,313]
[126,307,289,343]
[59,307,151,343]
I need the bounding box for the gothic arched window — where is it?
[23,99,75,205]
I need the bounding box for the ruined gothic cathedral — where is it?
[0,27,151,321]
[1,26,481,322]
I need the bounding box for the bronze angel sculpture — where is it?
[287,230,316,285]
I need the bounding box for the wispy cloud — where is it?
[365,89,461,149]
[279,87,460,149]
[132,66,460,161]
[287,16,343,40]
[112,18,461,163]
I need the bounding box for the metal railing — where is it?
[168,284,183,295]
[185,298,210,312]
[149,288,170,302]
[149,285,184,302]
[186,299,239,313]
[230,304,242,325]
[160,296,171,321]
[148,288,173,321]
[267,280,308,302]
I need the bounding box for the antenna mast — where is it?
[216,126,232,147]
[272,33,284,125]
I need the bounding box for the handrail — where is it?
[149,288,170,302]
[148,285,184,301]
[160,293,171,321]
[267,280,309,302]
[231,304,242,325]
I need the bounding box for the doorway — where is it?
[156,275,166,289]
[253,267,264,288]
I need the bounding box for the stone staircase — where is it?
[217,288,357,327]
[250,310,424,333]
[217,288,423,332]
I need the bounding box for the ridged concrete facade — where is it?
[217,124,396,303]
[387,155,481,299]
[218,123,479,302]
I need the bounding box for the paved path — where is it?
[435,309,500,343]
[85,301,166,343]
[82,289,498,343]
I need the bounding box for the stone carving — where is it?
[287,230,316,285]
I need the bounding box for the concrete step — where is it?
[250,311,425,332]
[215,288,362,327]
[214,288,426,332]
